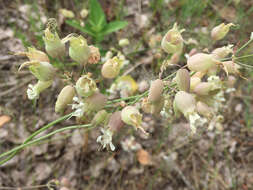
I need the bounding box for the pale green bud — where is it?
[161,23,184,54]
[174,91,196,117]
[187,53,218,72]
[69,35,90,65]
[175,69,190,92]
[59,9,75,18]
[43,28,65,59]
[147,79,164,103]
[19,61,55,81]
[119,38,130,47]
[80,9,89,19]
[211,23,234,41]
[101,56,122,79]
[55,85,76,113]
[75,75,97,97]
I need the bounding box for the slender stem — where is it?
[0,124,93,160]
[234,54,253,60]
[236,38,253,55]
[0,113,72,165]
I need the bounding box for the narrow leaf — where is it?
[102,21,128,35]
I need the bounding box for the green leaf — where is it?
[65,19,96,37]
[89,0,106,28]
[101,21,128,35]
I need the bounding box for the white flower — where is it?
[188,112,207,134]
[101,51,113,62]
[27,84,39,100]
[96,128,115,151]
[71,96,86,118]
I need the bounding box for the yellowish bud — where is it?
[80,9,89,19]
[193,82,212,96]
[91,110,109,126]
[187,53,218,72]
[148,79,164,103]
[190,77,201,92]
[174,91,196,116]
[101,56,122,79]
[196,101,213,118]
[211,45,233,59]
[211,23,234,41]
[119,38,130,47]
[55,85,76,113]
[175,69,190,92]
[16,47,49,62]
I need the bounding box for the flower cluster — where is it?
[16,18,245,150]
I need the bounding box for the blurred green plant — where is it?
[66,0,128,43]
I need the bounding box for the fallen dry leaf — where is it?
[137,149,152,165]
[0,115,11,127]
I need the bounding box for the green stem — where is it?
[0,113,72,165]
[0,124,93,161]
[236,38,253,55]
[234,54,253,60]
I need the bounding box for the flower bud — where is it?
[101,56,122,79]
[27,80,53,100]
[161,23,184,54]
[196,101,213,118]
[211,23,234,41]
[174,91,196,116]
[187,53,218,72]
[19,61,55,81]
[88,45,100,64]
[193,82,212,95]
[116,75,138,97]
[85,92,107,111]
[119,38,130,47]
[43,28,65,59]
[91,110,109,126]
[190,77,201,92]
[175,69,190,92]
[55,85,76,113]
[59,9,75,18]
[75,75,97,97]
[148,79,164,103]
[69,35,90,65]
[222,61,240,75]
[121,106,147,134]
[16,47,49,62]
[108,111,125,132]
[80,9,89,18]
[211,45,233,59]
[150,96,165,115]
